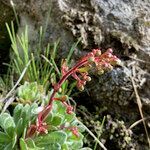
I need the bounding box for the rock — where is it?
[88,67,133,106]
[61,0,149,51]
[6,0,150,52]
[3,0,75,57]
[0,1,16,74]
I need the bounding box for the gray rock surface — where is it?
[61,0,150,51]
[2,0,75,57]
[56,0,150,113]
[4,0,150,52]
[0,1,16,74]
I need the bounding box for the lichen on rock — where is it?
[104,115,137,150]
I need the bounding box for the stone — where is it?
[2,0,75,57]
[0,1,16,74]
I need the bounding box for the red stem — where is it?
[37,59,88,124]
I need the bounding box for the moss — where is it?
[104,115,136,150]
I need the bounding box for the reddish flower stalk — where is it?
[37,59,88,130]
[27,48,121,136]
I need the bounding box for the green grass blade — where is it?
[66,37,81,65]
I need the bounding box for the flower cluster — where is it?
[27,48,121,136]
[93,48,121,74]
[70,48,121,91]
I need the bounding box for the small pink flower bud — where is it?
[89,52,94,57]
[70,127,79,137]
[58,88,62,93]
[96,50,101,56]
[97,69,104,75]
[66,105,73,114]
[105,64,113,71]
[78,85,84,91]
[111,57,122,66]
[83,74,91,81]
[88,56,95,62]
[115,58,122,66]
[102,62,109,68]
[106,52,113,58]
[92,49,101,56]
[81,80,86,85]
[86,76,91,81]
[107,48,113,53]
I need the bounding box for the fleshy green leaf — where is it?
[13,104,23,124]
[20,138,28,150]
[12,132,17,148]
[26,138,36,148]
[16,118,24,137]
[50,115,63,126]
[62,143,69,150]
[6,126,15,138]
[17,82,42,102]
[45,112,53,124]
[34,143,61,150]
[35,131,67,146]
[26,138,44,150]
[0,131,11,143]
[3,142,14,150]
[21,104,30,127]
[67,140,83,150]
[67,132,84,150]
[0,113,15,135]
[65,113,75,123]
[44,143,61,150]
[53,101,65,115]
[30,103,39,116]
[72,141,83,150]
[79,148,93,150]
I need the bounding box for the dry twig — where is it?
[130,76,150,147]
